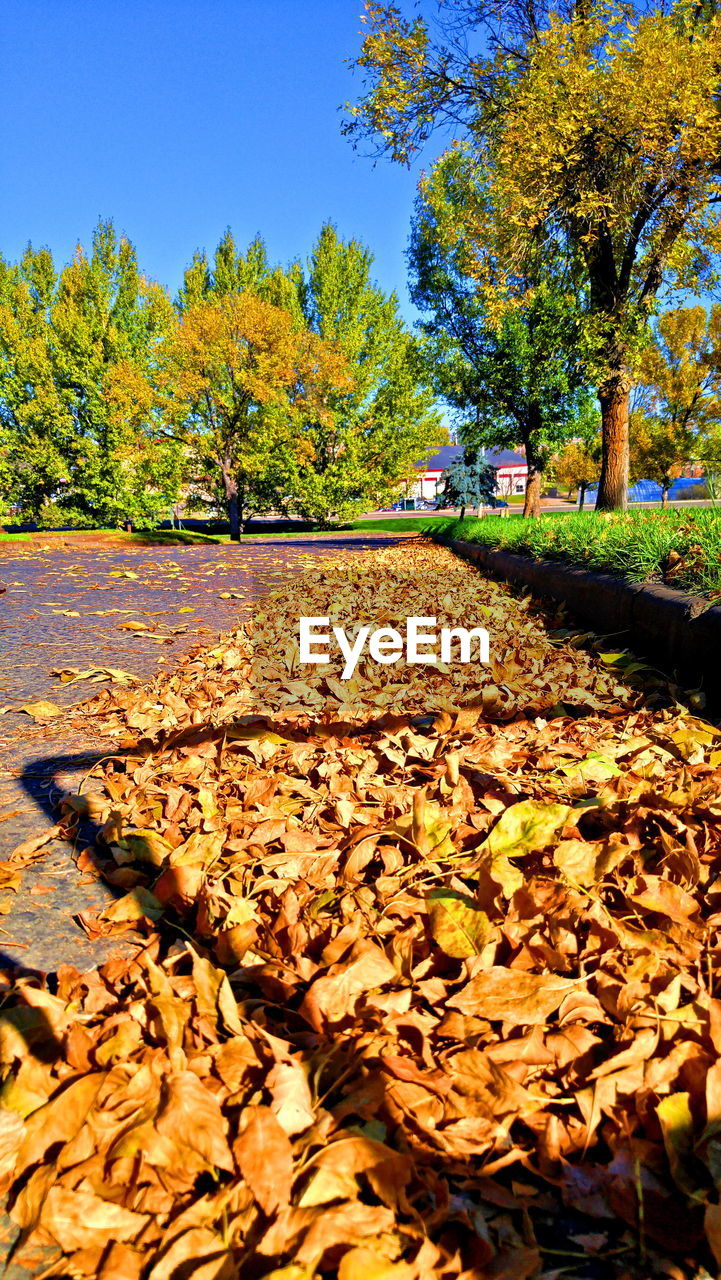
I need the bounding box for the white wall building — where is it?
[412,445,528,501]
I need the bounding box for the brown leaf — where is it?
[448,968,580,1024]
[234,1105,294,1214]
[266,1060,315,1137]
[40,1185,148,1251]
[14,1073,105,1175]
[155,1072,234,1171]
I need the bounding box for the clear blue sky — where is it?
[0,1,435,318]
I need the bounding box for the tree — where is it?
[441,450,497,519]
[345,0,721,511]
[151,292,352,539]
[629,305,721,505]
[409,150,588,517]
[174,225,443,527]
[696,427,721,504]
[636,305,721,437]
[0,246,75,521]
[285,223,444,524]
[552,400,601,509]
[629,412,689,507]
[554,440,599,510]
[51,221,181,527]
[0,222,182,528]
[179,229,304,322]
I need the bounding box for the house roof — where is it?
[415,445,527,472]
[415,444,463,471]
[484,448,527,468]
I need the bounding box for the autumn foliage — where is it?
[1,542,720,1276]
[153,292,354,539]
[346,0,721,510]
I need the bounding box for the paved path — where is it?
[0,533,409,971]
[0,533,399,1278]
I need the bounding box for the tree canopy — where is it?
[287,223,445,524]
[0,221,442,533]
[346,0,721,510]
[409,149,589,516]
[145,292,353,539]
[0,222,181,527]
[629,304,721,503]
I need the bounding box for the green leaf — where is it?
[481,801,572,859]
[478,800,573,897]
[559,752,620,780]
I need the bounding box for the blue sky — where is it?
[0,1,437,317]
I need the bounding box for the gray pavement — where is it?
[0,532,410,972]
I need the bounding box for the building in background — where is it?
[412,445,528,502]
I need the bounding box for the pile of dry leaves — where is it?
[1,541,721,1280]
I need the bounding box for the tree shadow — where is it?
[1,686,611,979]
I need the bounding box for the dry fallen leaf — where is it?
[16,699,63,720]
[2,539,719,1278]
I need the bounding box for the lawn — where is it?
[0,516,445,546]
[433,507,721,600]
[135,516,448,541]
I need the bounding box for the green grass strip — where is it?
[432,508,721,601]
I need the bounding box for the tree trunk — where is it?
[221,466,241,541]
[596,377,630,511]
[578,481,587,512]
[229,492,241,541]
[522,406,544,518]
[459,505,466,521]
[523,466,542,518]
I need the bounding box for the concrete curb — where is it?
[436,535,721,707]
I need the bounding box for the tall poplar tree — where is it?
[0,246,73,520]
[179,230,304,322]
[0,221,181,526]
[287,223,444,524]
[53,220,181,526]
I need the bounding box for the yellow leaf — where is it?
[657,1092,699,1198]
[102,887,163,923]
[478,800,572,897]
[339,1249,414,1280]
[426,889,494,958]
[481,801,573,860]
[17,700,63,720]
